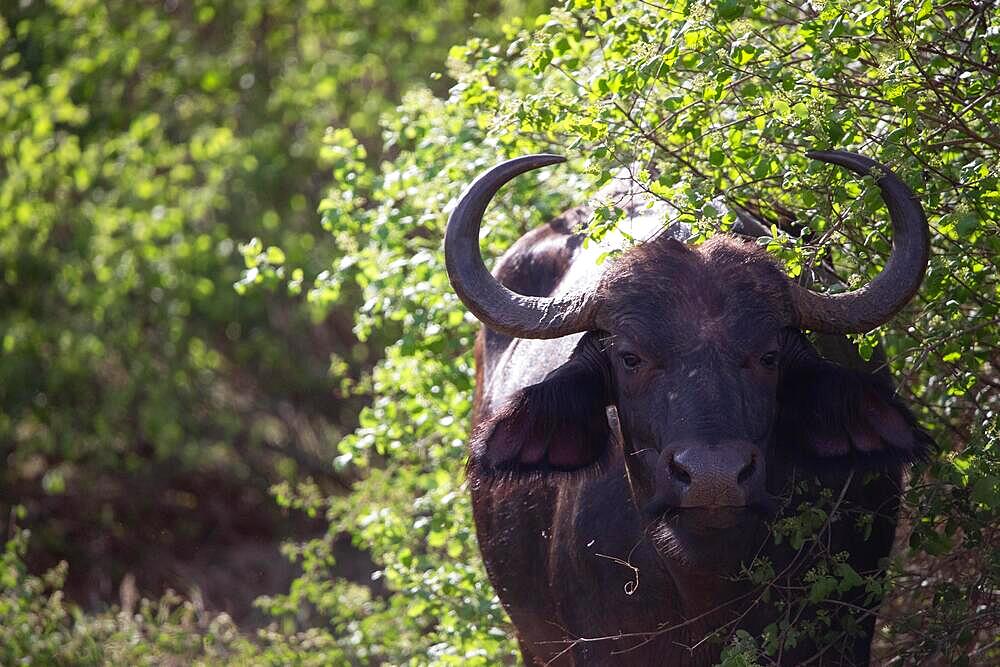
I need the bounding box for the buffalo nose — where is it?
[657,441,763,508]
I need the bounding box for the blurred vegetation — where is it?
[1,507,256,666]
[0,0,542,644]
[1,0,997,664]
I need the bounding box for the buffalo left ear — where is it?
[776,359,934,467]
[468,333,612,478]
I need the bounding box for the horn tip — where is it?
[805,149,879,177]
[529,153,567,166]
[493,153,566,175]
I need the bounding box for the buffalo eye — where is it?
[759,351,779,369]
[620,352,643,371]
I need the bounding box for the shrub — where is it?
[0,507,257,666]
[0,0,543,618]
[268,1,998,663]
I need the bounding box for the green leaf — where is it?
[717,0,746,21]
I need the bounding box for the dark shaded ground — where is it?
[5,470,379,627]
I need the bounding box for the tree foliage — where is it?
[1,0,997,664]
[264,0,998,663]
[0,0,541,621]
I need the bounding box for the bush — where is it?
[0,507,257,666]
[0,0,543,619]
[267,1,998,663]
[3,0,996,663]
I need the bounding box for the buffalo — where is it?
[444,151,933,665]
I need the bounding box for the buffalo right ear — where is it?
[776,354,934,469]
[469,334,611,477]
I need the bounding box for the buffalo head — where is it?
[445,152,931,564]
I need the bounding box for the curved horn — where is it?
[791,150,930,334]
[445,154,599,339]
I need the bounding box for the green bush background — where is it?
[1,0,997,664]
[0,0,542,626]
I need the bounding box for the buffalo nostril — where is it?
[737,455,757,486]
[668,456,692,486]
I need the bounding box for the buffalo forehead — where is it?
[604,239,791,348]
[608,280,786,359]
